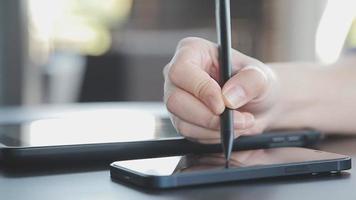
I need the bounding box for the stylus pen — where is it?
[215,0,234,168]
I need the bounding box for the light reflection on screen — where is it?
[0,109,178,146]
[26,109,156,146]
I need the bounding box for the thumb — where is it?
[222,66,268,109]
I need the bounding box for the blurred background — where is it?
[1,0,356,106]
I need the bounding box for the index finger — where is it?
[167,38,225,114]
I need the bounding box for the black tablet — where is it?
[0,116,322,166]
[110,147,351,189]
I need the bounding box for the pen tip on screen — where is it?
[225,160,229,169]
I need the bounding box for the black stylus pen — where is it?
[215,0,234,168]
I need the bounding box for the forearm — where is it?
[269,55,356,135]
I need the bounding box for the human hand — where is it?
[163,37,280,143]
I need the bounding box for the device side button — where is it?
[287,135,301,142]
[272,137,285,143]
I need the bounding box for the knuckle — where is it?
[167,64,178,85]
[194,78,213,100]
[194,78,221,104]
[175,120,189,137]
[177,37,203,49]
[206,115,219,130]
[165,90,179,111]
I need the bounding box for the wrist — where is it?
[265,56,356,134]
[267,62,324,131]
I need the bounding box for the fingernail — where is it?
[223,85,246,108]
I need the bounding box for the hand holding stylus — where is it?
[163,37,277,144]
